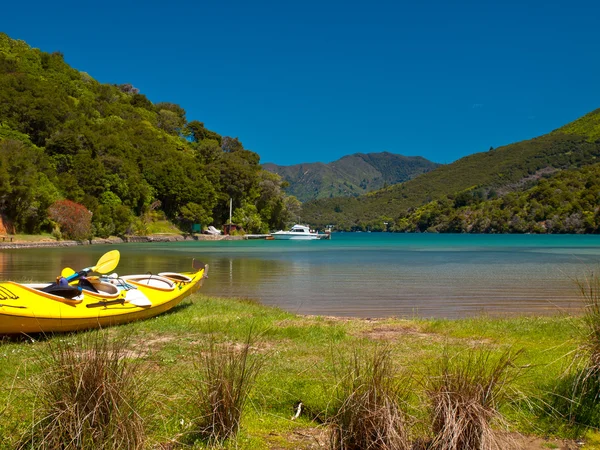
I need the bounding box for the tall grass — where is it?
[0,338,11,449]
[20,331,148,450]
[425,347,523,450]
[328,345,412,450]
[186,331,264,444]
[576,272,600,385]
[550,272,600,428]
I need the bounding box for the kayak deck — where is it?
[0,265,208,335]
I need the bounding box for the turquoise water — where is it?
[2,233,600,318]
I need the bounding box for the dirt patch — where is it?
[265,426,581,450]
[512,433,581,450]
[123,335,178,358]
[341,321,493,347]
[299,315,495,347]
[265,426,328,449]
[361,323,436,342]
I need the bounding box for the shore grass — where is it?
[1,295,599,449]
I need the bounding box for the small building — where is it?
[223,223,238,235]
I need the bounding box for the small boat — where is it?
[0,258,208,335]
[271,224,329,240]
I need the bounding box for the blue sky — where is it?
[2,0,599,165]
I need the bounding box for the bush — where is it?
[47,199,92,240]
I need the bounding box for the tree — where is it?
[221,136,244,153]
[0,139,60,232]
[91,191,134,238]
[186,120,222,145]
[179,202,212,231]
[232,202,266,234]
[196,138,222,165]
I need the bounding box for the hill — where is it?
[263,152,440,202]
[395,162,600,233]
[0,33,295,237]
[300,108,600,231]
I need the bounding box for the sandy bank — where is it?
[0,233,243,249]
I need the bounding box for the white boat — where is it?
[271,224,328,240]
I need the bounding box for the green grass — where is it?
[0,233,56,242]
[145,219,183,235]
[1,296,599,449]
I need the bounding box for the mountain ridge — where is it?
[299,108,600,230]
[263,151,440,202]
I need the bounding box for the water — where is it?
[2,233,600,318]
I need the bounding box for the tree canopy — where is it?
[0,33,293,237]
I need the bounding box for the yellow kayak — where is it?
[0,262,208,335]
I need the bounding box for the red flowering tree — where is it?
[47,200,92,240]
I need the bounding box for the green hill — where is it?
[0,33,293,237]
[263,152,440,202]
[395,162,600,233]
[300,108,600,230]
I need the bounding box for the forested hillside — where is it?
[0,33,298,238]
[300,109,600,232]
[395,163,600,233]
[2,32,599,238]
[263,152,440,202]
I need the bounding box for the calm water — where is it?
[2,233,600,318]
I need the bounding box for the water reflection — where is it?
[0,236,598,319]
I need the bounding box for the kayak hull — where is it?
[0,266,207,335]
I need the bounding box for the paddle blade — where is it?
[61,267,76,278]
[192,259,206,271]
[92,250,120,274]
[124,289,152,307]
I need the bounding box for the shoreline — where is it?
[0,233,243,250]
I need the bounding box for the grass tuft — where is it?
[549,272,600,428]
[425,347,524,450]
[20,330,148,450]
[186,330,264,444]
[328,345,412,450]
[577,272,600,384]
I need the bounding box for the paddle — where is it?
[64,250,121,282]
[86,292,152,308]
[192,259,206,271]
[61,267,76,278]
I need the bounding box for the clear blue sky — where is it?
[2,0,599,165]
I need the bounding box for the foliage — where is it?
[0,32,294,237]
[47,199,92,240]
[232,201,266,233]
[179,201,212,231]
[555,107,600,143]
[301,118,600,230]
[0,139,60,233]
[392,163,600,234]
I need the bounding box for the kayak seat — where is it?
[40,283,82,299]
[78,278,99,293]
